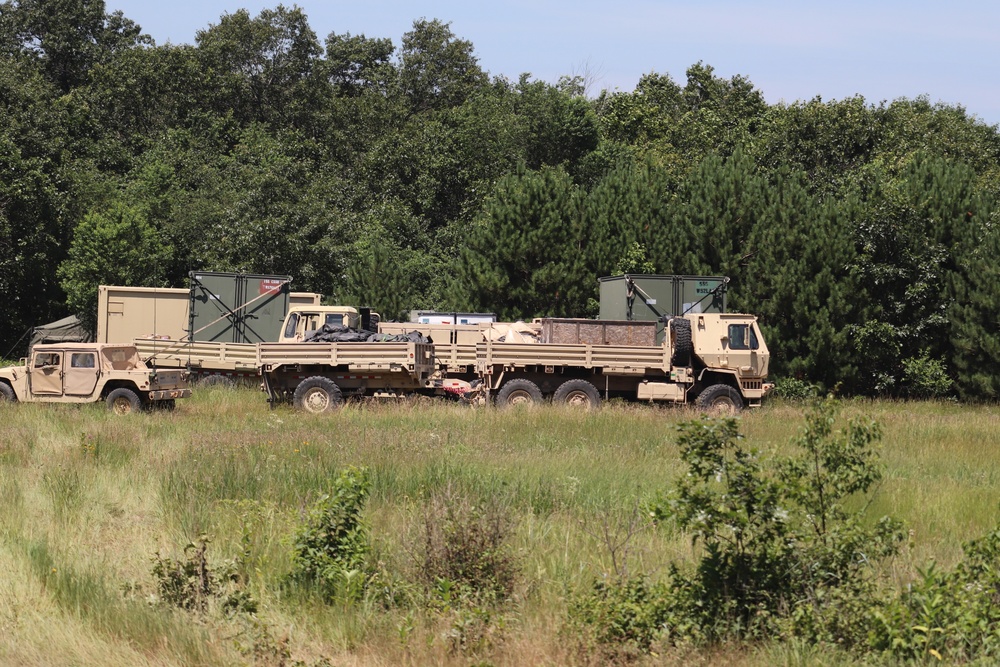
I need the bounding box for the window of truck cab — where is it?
[34,352,60,367]
[71,352,96,368]
[727,323,759,350]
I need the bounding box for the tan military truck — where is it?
[477,312,771,412]
[133,305,362,386]
[0,343,191,413]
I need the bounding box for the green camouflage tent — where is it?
[30,315,91,349]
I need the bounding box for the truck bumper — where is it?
[149,389,192,400]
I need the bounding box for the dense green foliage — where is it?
[570,402,1000,662]
[2,0,999,397]
[290,466,372,600]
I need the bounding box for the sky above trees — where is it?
[103,0,1000,126]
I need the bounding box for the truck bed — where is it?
[476,340,671,376]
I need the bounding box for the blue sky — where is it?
[104,0,1000,126]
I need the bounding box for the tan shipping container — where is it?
[96,286,322,343]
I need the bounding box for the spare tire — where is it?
[669,317,693,367]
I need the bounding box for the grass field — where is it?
[1,390,998,666]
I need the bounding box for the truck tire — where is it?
[670,317,693,367]
[293,376,343,413]
[107,387,144,415]
[553,379,601,409]
[0,382,15,403]
[495,379,543,408]
[696,383,744,414]
[199,374,234,388]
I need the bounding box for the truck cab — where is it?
[0,343,191,413]
[279,306,361,342]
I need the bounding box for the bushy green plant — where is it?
[290,467,372,600]
[565,575,676,662]
[151,535,257,614]
[418,488,520,606]
[772,376,819,400]
[901,351,953,398]
[570,399,903,654]
[656,401,903,644]
[870,525,1000,662]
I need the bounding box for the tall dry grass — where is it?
[0,390,996,665]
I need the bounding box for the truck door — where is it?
[30,351,64,395]
[726,323,762,377]
[64,351,100,396]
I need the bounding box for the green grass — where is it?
[0,390,998,665]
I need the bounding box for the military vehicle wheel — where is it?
[0,382,15,403]
[293,377,343,413]
[495,379,543,408]
[696,384,744,414]
[107,388,144,415]
[553,379,601,409]
[669,317,693,367]
[199,374,234,388]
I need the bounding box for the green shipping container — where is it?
[598,274,728,342]
[189,272,292,343]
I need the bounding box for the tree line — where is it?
[2,1,999,398]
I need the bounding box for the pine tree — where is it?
[740,169,862,389]
[451,165,591,320]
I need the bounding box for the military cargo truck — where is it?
[261,312,771,413]
[478,312,770,412]
[135,305,362,385]
[0,343,191,413]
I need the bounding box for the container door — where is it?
[189,272,291,343]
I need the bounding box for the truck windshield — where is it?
[283,313,299,339]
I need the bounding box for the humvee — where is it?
[0,343,191,414]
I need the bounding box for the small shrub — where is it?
[569,399,903,654]
[901,351,953,398]
[772,376,819,400]
[871,525,1000,662]
[151,535,256,614]
[290,466,372,600]
[418,487,519,606]
[566,575,675,663]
